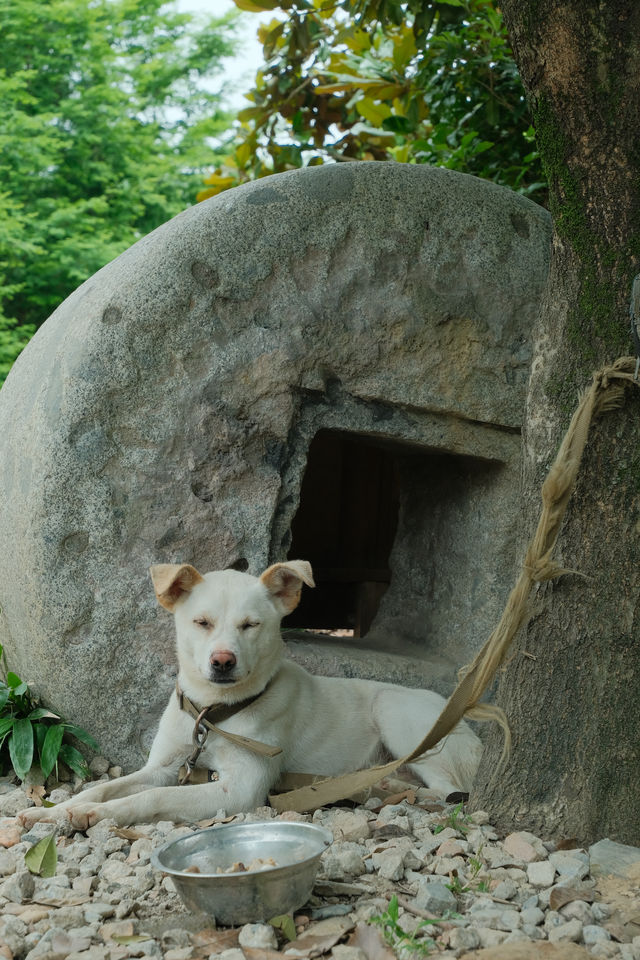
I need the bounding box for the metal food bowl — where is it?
[151,821,333,926]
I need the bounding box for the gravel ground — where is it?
[0,766,639,960]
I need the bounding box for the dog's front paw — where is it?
[17,806,58,829]
[65,802,110,831]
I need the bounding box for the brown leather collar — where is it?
[175,681,282,758]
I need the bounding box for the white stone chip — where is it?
[527,859,556,888]
[238,924,278,950]
[548,918,583,942]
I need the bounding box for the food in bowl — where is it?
[183,856,278,874]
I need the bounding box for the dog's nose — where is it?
[210,650,237,673]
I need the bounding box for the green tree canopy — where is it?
[0,0,237,381]
[202,0,544,203]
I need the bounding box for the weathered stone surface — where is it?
[0,163,551,768]
[589,837,640,879]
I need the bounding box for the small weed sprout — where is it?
[446,843,487,895]
[467,843,485,881]
[446,802,471,835]
[369,895,440,956]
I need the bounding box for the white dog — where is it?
[20,561,481,829]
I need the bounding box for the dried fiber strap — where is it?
[269,357,640,813]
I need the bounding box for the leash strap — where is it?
[269,357,640,813]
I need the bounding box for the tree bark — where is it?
[471,1,640,844]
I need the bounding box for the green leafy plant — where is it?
[205,0,545,205]
[445,802,471,835]
[446,874,466,895]
[0,644,98,782]
[467,844,485,881]
[432,801,471,836]
[0,0,238,384]
[446,842,486,895]
[369,895,440,956]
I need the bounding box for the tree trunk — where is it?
[471,1,640,844]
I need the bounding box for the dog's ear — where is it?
[259,560,315,614]
[150,564,204,611]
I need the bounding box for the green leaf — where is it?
[0,717,15,738]
[57,743,90,779]
[29,708,61,721]
[6,673,28,696]
[34,721,47,756]
[269,914,297,940]
[0,686,9,711]
[62,724,99,752]
[388,895,399,922]
[24,834,57,877]
[9,718,33,780]
[233,0,281,10]
[41,799,57,808]
[40,724,65,779]
[382,115,414,134]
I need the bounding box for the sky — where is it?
[177,0,272,110]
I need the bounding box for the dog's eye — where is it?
[240,621,260,631]
[194,617,213,629]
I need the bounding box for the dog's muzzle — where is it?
[209,650,237,683]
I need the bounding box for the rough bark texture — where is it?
[472,1,640,844]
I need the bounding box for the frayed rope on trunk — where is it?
[269,357,640,813]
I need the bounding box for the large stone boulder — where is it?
[0,163,551,768]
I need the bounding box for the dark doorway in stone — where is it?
[286,429,400,637]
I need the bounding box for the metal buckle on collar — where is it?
[179,707,210,786]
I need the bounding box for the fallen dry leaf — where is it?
[347,922,396,960]
[26,785,46,807]
[371,790,416,813]
[555,838,581,851]
[112,827,147,841]
[196,815,237,828]
[112,936,154,946]
[549,884,596,911]
[458,944,592,960]
[192,928,239,956]
[242,949,288,960]
[604,921,634,943]
[370,790,416,813]
[285,917,355,957]
[371,824,412,839]
[32,894,90,908]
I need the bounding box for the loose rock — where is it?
[0,773,633,960]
